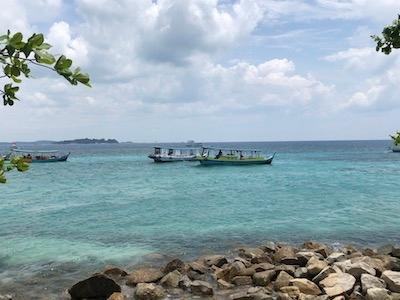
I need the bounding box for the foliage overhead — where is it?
[390,132,400,146]
[0,157,29,183]
[0,30,91,106]
[371,15,400,55]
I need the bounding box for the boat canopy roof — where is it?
[11,148,59,153]
[153,146,201,150]
[201,147,264,152]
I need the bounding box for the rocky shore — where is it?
[7,241,400,300]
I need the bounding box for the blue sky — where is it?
[1,0,400,142]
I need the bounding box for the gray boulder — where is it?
[134,283,165,300]
[126,268,164,286]
[361,274,386,293]
[382,270,400,292]
[190,280,213,295]
[319,272,356,297]
[365,287,391,300]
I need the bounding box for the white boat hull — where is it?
[392,145,400,152]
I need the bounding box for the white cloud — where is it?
[47,21,89,66]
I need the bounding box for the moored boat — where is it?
[197,147,275,166]
[7,147,70,163]
[148,147,201,162]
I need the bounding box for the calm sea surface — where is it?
[0,140,399,298]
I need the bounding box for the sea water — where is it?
[0,140,399,298]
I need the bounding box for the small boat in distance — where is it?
[148,147,201,162]
[7,147,70,163]
[197,147,275,166]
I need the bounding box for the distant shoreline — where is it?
[54,138,119,145]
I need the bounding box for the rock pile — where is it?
[68,242,400,299]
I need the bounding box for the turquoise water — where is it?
[1,140,400,298]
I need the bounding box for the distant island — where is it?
[54,138,119,144]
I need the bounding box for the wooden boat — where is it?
[148,147,201,162]
[197,147,275,166]
[7,148,70,163]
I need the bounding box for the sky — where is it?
[1,0,400,142]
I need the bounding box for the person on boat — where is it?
[215,149,222,159]
[240,152,244,160]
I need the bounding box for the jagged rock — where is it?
[365,288,391,300]
[239,247,265,260]
[107,292,124,300]
[276,293,292,300]
[333,259,352,272]
[203,255,228,267]
[177,274,191,290]
[134,283,165,300]
[190,280,213,295]
[345,262,376,279]
[215,266,231,281]
[159,270,182,288]
[235,257,253,268]
[393,247,400,259]
[362,248,377,257]
[188,261,207,274]
[275,265,296,276]
[382,270,400,292]
[361,274,386,293]
[232,276,253,286]
[251,263,275,272]
[290,278,321,295]
[126,268,164,286]
[312,266,339,283]
[0,295,12,300]
[103,267,128,277]
[251,254,274,264]
[351,256,386,275]
[274,246,298,265]
[306,257,328,276]
[327,252,346,264]
[68,274,121,300]
[378,245,394,255]
[162,258,186,273]
[218,279,234,289]
[262,242,277,253]
[274,271,294,290]
[280,286,300,298]
[375,255,400,272]
[238,267,256,276]
[227,261,247,280]
[253,270,276,286]
[319,272,356,297]
[302,242,331,257]
[296,251,321,267]
[294,267,308,278]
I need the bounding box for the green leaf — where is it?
[34,50,56,64]
[0,35,7,41]
[28,33,44,47]
[55,55,72,70]
[74,72,91,87]
[8,32,25,49]
[11,75,22,83]
[36,43,52,50]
